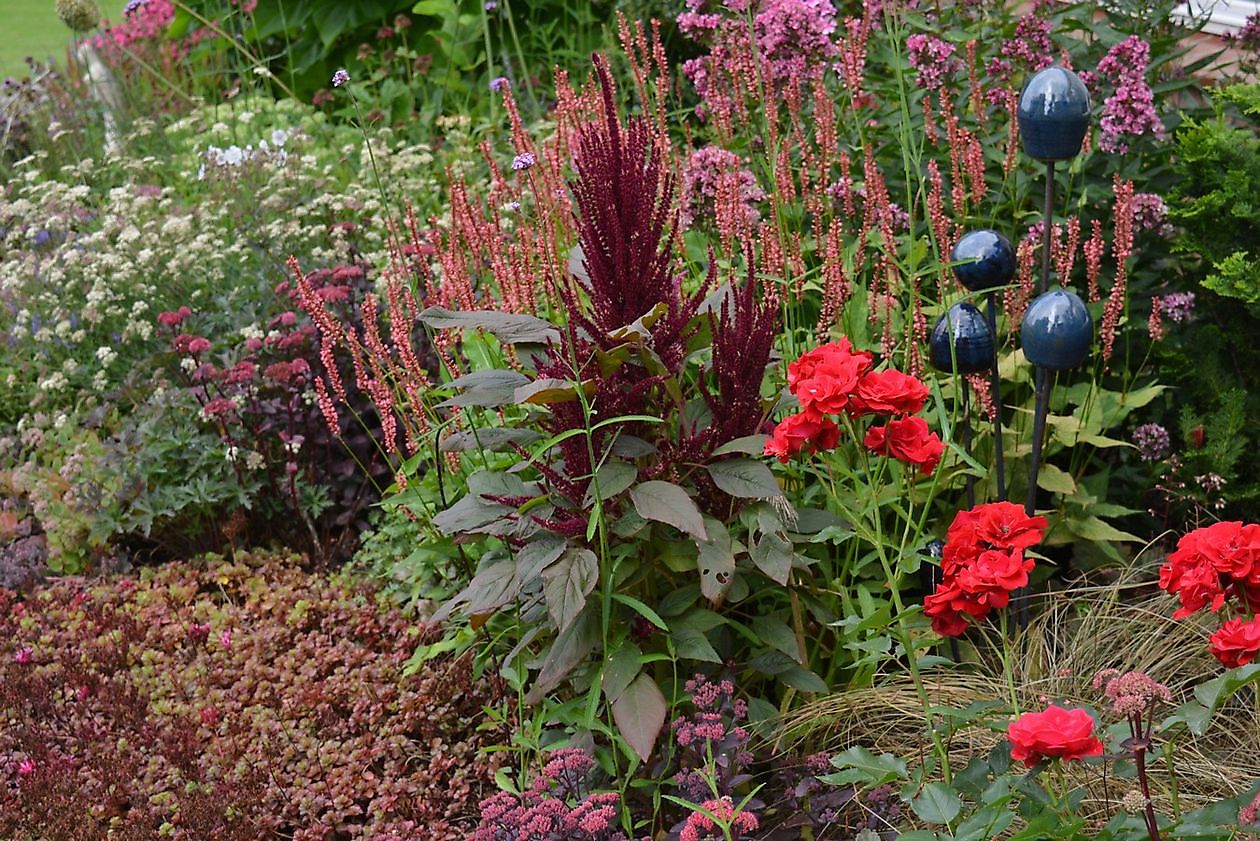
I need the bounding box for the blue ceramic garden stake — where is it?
[1016,66,1091,625]
[930,302,996,508]
[950,230,1015,501]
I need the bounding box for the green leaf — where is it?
[707,457,783,498]
[525,609,599,704]
[751,616,803,663]
[712,435,770,456]
[611,593,668,631]
[542,548,598,632]
[911,783,962,825]
[513,534,567,587]
[601,642,642,702]
[823,746,907,788]
[514,378,595,405]
[1192,663,1260,712]
[1065,515,1143,543]
[779,665,828,693]
[583,460,638,506]
[611,673,667,762]
[437,369,530,408]
[1036,463,1076,495]
[672,627,721,663]
[695,517,735,603]
[750,530,794,585]
[440,428,540,453]
[954,808,1015,841]
[630,481,707,540]
[418,306,559,344]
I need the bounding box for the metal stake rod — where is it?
[985,293,1007,502]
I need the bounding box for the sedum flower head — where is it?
[56,0,101,32]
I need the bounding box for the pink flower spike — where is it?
[14,647,33,664]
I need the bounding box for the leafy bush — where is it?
[0,552,503,839]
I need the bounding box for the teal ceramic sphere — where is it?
[1020,289,1093,369]
[929,302,995,374]
[952,230,1016,291]
[1018,66,1092,161]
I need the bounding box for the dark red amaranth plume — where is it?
[562,53,706,370]
[703,256,780,447]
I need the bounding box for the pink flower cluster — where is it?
[1132,192,1174,238]
[472,749,628,840]
[680,146,766,228]
[906,34,961,91]
[985,13,1055,93]
[1094,36,1165,154]
[1091,669,1173,718]
[679,796,759,841]
[678,0,838,114]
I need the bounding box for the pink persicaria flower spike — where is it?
[14,647,33,664]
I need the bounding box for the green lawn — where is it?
[0,1,132,80]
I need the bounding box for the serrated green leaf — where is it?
[911,783,962,825]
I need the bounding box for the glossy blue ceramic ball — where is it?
[929,302,995,374]
[1017,66,1092,161]
[951,230,1016,291]
[1020,289,1093,370]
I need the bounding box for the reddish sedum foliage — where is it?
[0,554,502,839]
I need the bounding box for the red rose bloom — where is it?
[926,502,1048,637]
[764,412,841,463]
[1208,615,1260,668]
[863,416,945,475]
[955,548,1033,604]
[1193,521,1260,583]
[943,501,1049,575]
[848,369,930,416]
[787,339,874,416]
[1007,706,1105,765]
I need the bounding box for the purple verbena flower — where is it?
[1132,192,1174,238]
[1095,36,1165,153]
[1132,423,1171,462]
[331,68,350,88]
[511,151,535,171]
[124,0,148,15]
[1160,291,1195,323]
[489,76,508,92]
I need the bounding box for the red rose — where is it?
[787,339,874,416]
[1208,615,1260,668]
[764,412,841,463]
[1007,706,1104,765]
[955,547,1033,603]
[942,501,1047,574]
[1194,521,1260,583]
[924,584,973,637]
[848,369,930,416]
[863,416,945,475]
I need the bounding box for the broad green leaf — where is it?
[1036,463,1076,494]
[1066,515,1142,543]
[436,369,529,408]
[707,458,783,498]
[823,746,907,788]
[432,556,517,623]
[712,435,770,457]
[751,616,802,663]
[525,609,599,704]
[583,460,638,506]
[779,664,828,693]
[440,428,540,453]
[695,517,735,602]
[672,627,721,663]
[630,481,707,540]
[954,808,1015,841]
[418,306,559,344]
[514,378,596,405]
[750,530,794,584]
[1192,663,1260,713]
[911,783,962,825]
[542,548,598,632]
[601,642,642,702]
[513,535,568,587]
[611,673,667,762]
